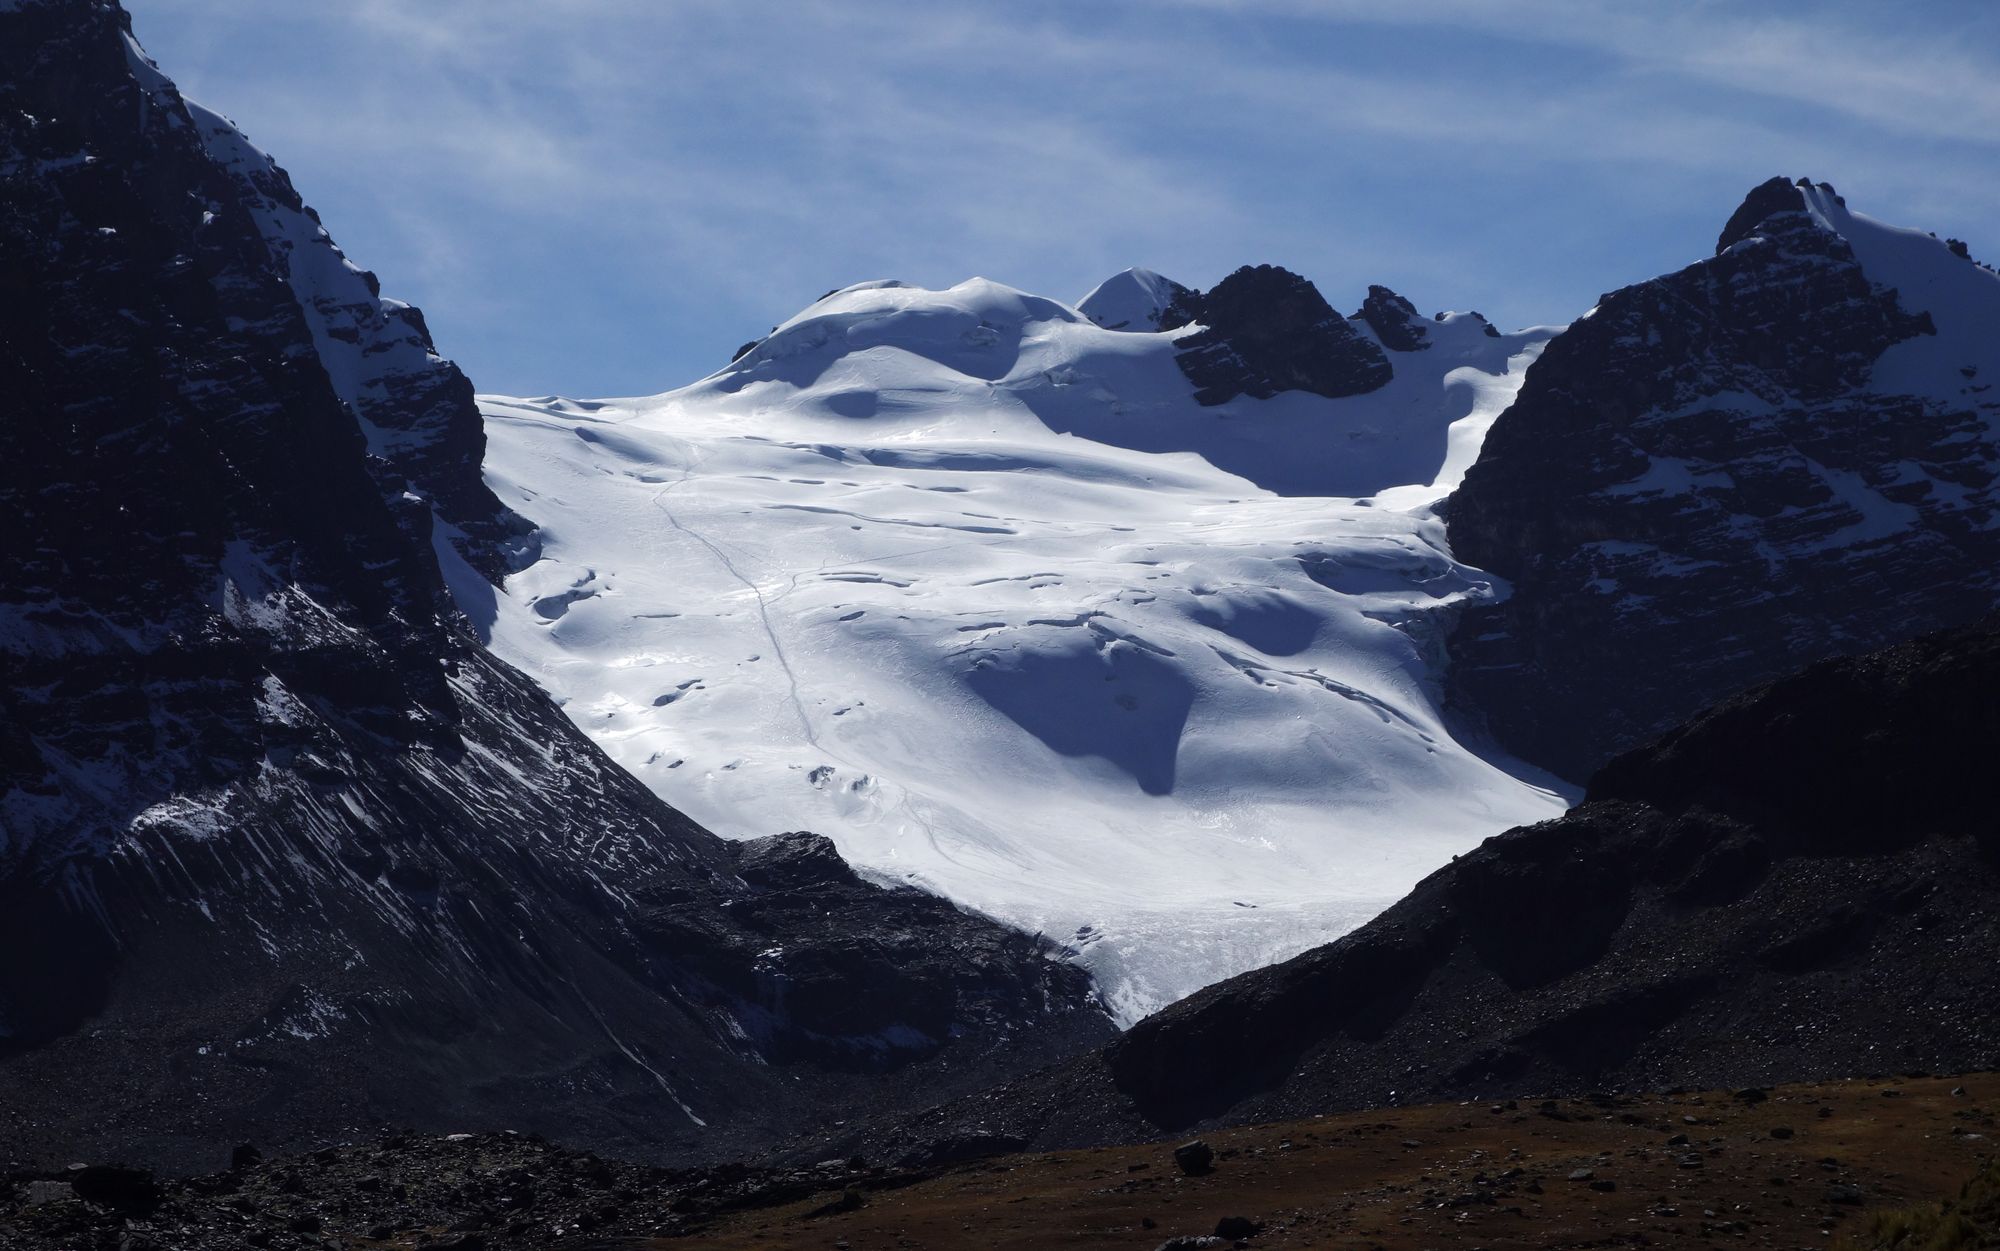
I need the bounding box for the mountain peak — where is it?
[1076,267,1191,332]
[1714,176,1806,254]
[1714,175,1854,255]
[1169,265,1394,405]
[1352,284,1431,352]
[1452,170,1998,780]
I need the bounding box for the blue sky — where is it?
[127,0,2000,399]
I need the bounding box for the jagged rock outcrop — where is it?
[878,618,2000,1153]
[1353,283,1433,351]
[1446,177,2000,780]
[1714,174,1811,254]
[0,0,1107,1171]
[0,0,526,581]
[190,106,535,580]
[1163,265,1395,405]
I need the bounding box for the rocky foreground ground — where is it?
[2,1073,1992,1250]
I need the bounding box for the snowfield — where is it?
[472,275,1573,1020]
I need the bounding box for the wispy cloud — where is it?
[123,0,2000,395]
[1169,0,2000,143]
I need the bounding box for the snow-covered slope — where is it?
[479,276,1571,1020]
[1077,267,1189,332]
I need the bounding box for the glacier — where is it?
[473,275,1574,1021]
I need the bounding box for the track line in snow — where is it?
[649,457,821,753]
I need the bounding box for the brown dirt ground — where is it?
[674,1073,1997,1250]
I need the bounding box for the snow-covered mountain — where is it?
[478,271,1573,1020]
[1449,177,2000,778]
[14,0,1999,1183]
[0,0,1105,1168]
[479,178,2000,1018]
[1077,267,1190,333]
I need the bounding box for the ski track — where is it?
[649,460,821,752]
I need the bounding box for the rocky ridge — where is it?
[1161,264,1397,405]
[0,0,1108,1172]
[1447,176,2000,780]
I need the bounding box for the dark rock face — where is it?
[1353,284,1431,352]
[0,0,525,583]
[1713,175,1806,254]
[1172,1140,1214,1176]
[638,833,1099,1070]
[192,110,532,581]
[1214,1215,1263,1239]
[1446,176,2000,780]
[1164,265,1394,405]
[0,0,1107,1171]
[66,1165,162,1214]
[892,620,2000,1151]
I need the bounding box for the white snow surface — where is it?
[1793,184,2000,404]
[1077,267,1184,332]
[478,277,1572,1021]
